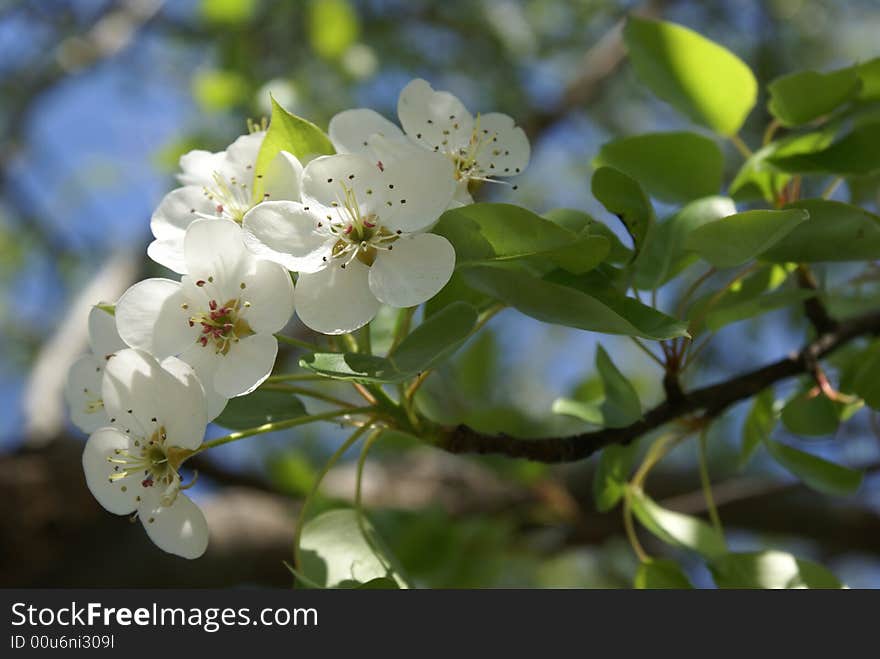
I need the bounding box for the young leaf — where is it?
[253,96,335,197]
[462,265,688,340]
[740,388,776,468]
[634,559,694,589]
[543,208,632,263]
[595,345,642,428]
[623,16,757,136]
[764,439,863,496]
[760,200,880,262]
[591,166,654,258]
[389,302,478,375]
[767,68,861,127]
[629,490,727,559]
[710,551,844,589]
[780,390,839,437]
[299,352,399,383]
[299,509,408,588]
[684,208,809,268]
[594,131,723,203]
[593,443,639,512]
[704,288,814,331]
[769,122,880,175]
[214,389,307,430]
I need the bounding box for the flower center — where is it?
[107,425,179,504]
[321,183,400,268]
[197,169,266,224]
[187,294,254,355]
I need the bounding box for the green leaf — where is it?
[355,577,401,589]
[855,57,880,101]
[623,16,757,135]
[551,398,604,425]
[595,345,642,427]
[544,209,632,263]
[214,389,307,430]
[851,340,880,409]
[703,288,814,331]
[593,443,639,512]
[634,196,736,289]
[253,97,335,198]
[634,559,694,589]
[591,167,654,258]
[760,200,880,262]
[301,303,477,383]
[299,509,407,588]
[764,439,863,496]
[780,390,839,437]
[740,388,776,468]
[192,70,248,111]
[200,0,257,25]
[684,208,809,268]
[594,131,723,203]
[462,265,688,340]
[769,122,880,175]
[629,490,727,559]
[308,0,359,60]
[710,551,844,589]
[767,68,861,127]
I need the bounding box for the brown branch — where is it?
[795,265,838,335]
[435,310,880,463]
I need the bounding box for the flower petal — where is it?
[88,305,126,356]
[82,427,140,515]
[183,219,251,290]
[150,356,209,450]
[473,112,530,177]
[214,333,278,397]
[263,150,303,202]
[369,233,455,307]
[295,259,379,334]
[397,78,474,153]
[301,153,386,219]
[151,186,217,242]
[147,239,189,275]
[139,490,209,559]
[161,355,226,422]
[65,354,108,433]
[223,131,264,182]
[102,348,173,435]
[239,258,296,334]
[369,136,456,232]
[329,108,405,154]
[242,201,332,273]
[178,150,226,187]
[116,278,196,358]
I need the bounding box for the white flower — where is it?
[149,131,303,274]
[242,140,456,334]
[116,219,295,399]
[64,305,128,433]
[328,78,530,202]
[82,349,210,559]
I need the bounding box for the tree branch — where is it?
[435,310,880,463]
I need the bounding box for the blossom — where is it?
[242,139,456,334]
[115,219,295,400]
[65,305,127,433]
[82,348,209,559]
[148,130,303,274]
[328,78,530,203]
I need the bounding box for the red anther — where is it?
[377,160,384,172]
[199,337,208,346]
[209,311,220,320]
[220,308,231,315]
[216,204,224,214]
[188,320,195,327]
[142,477,154,488]
[202,325,212,334]
[364,221,376,228]
[223,323,234,330]
[209,300,218,310]
[196,280,206,287]
[344,224,354,235]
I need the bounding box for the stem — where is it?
[762,118,781,146]
[275,333,323,353]
[730,134,753,159]
[293,422,375,571]
[822,177,843,200]
[260,383,356,408]
[629,337,666,368]
[697,425,724,539]
[195,407,375,453]
[623,489,650,563]
[675,267,716,318]
[390,307,417,351]
[356,325,372,354]
[405,370,432,400]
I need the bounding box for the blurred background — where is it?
[2,0,880,588]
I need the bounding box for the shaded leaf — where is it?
[767,68,861,126]
[764,439,863,495]
[591,166,654,258]
[710,551,844,589]
[214,389,306,430]
[634,559,694,589]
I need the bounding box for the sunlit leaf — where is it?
[767,67,861,127]
[629,490,727,559]
[710,551,844,589]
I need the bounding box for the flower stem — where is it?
[275,333,323,353]
[623,488,649,563]
[821,177,843,200]
[196,407,375,453]
[390,307,417,351]
[730,133,753,159]
[697,425,724,539]
[260,383,356,408]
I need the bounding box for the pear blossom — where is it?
[328,78,530,204]
[115,219,295,399]
[64,305,128,433]
[82,348,210,558]
[149,130,303,274]
[242,139,456,334]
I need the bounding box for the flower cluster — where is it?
[66,79,529,558]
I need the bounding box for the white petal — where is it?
[147,239,189,275]
[150,356,209,450]
[295,259,379,334]
[178,150,226,187]
[242,201,332,273]
[116,278,196,358]
[139,490,209,559]
[329,108,405,154]
[262,150,303,202]
[183,219,251,294]
[301,154,386,219]
[239,259,295,333]
[150,186,216,242]
[370,136,456,232]
[223,131,264,182]
[65,354,108,433]
[161,355,226,422]
[82,427,140,515]
[214,333,278,397]
[398,78,474,152]
[449,180,474,208]
[473,112,530,177]
[88,305,126,356]
[369,233,455,307]
[102,348,171,435]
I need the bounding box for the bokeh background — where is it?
[2,0,880,588]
